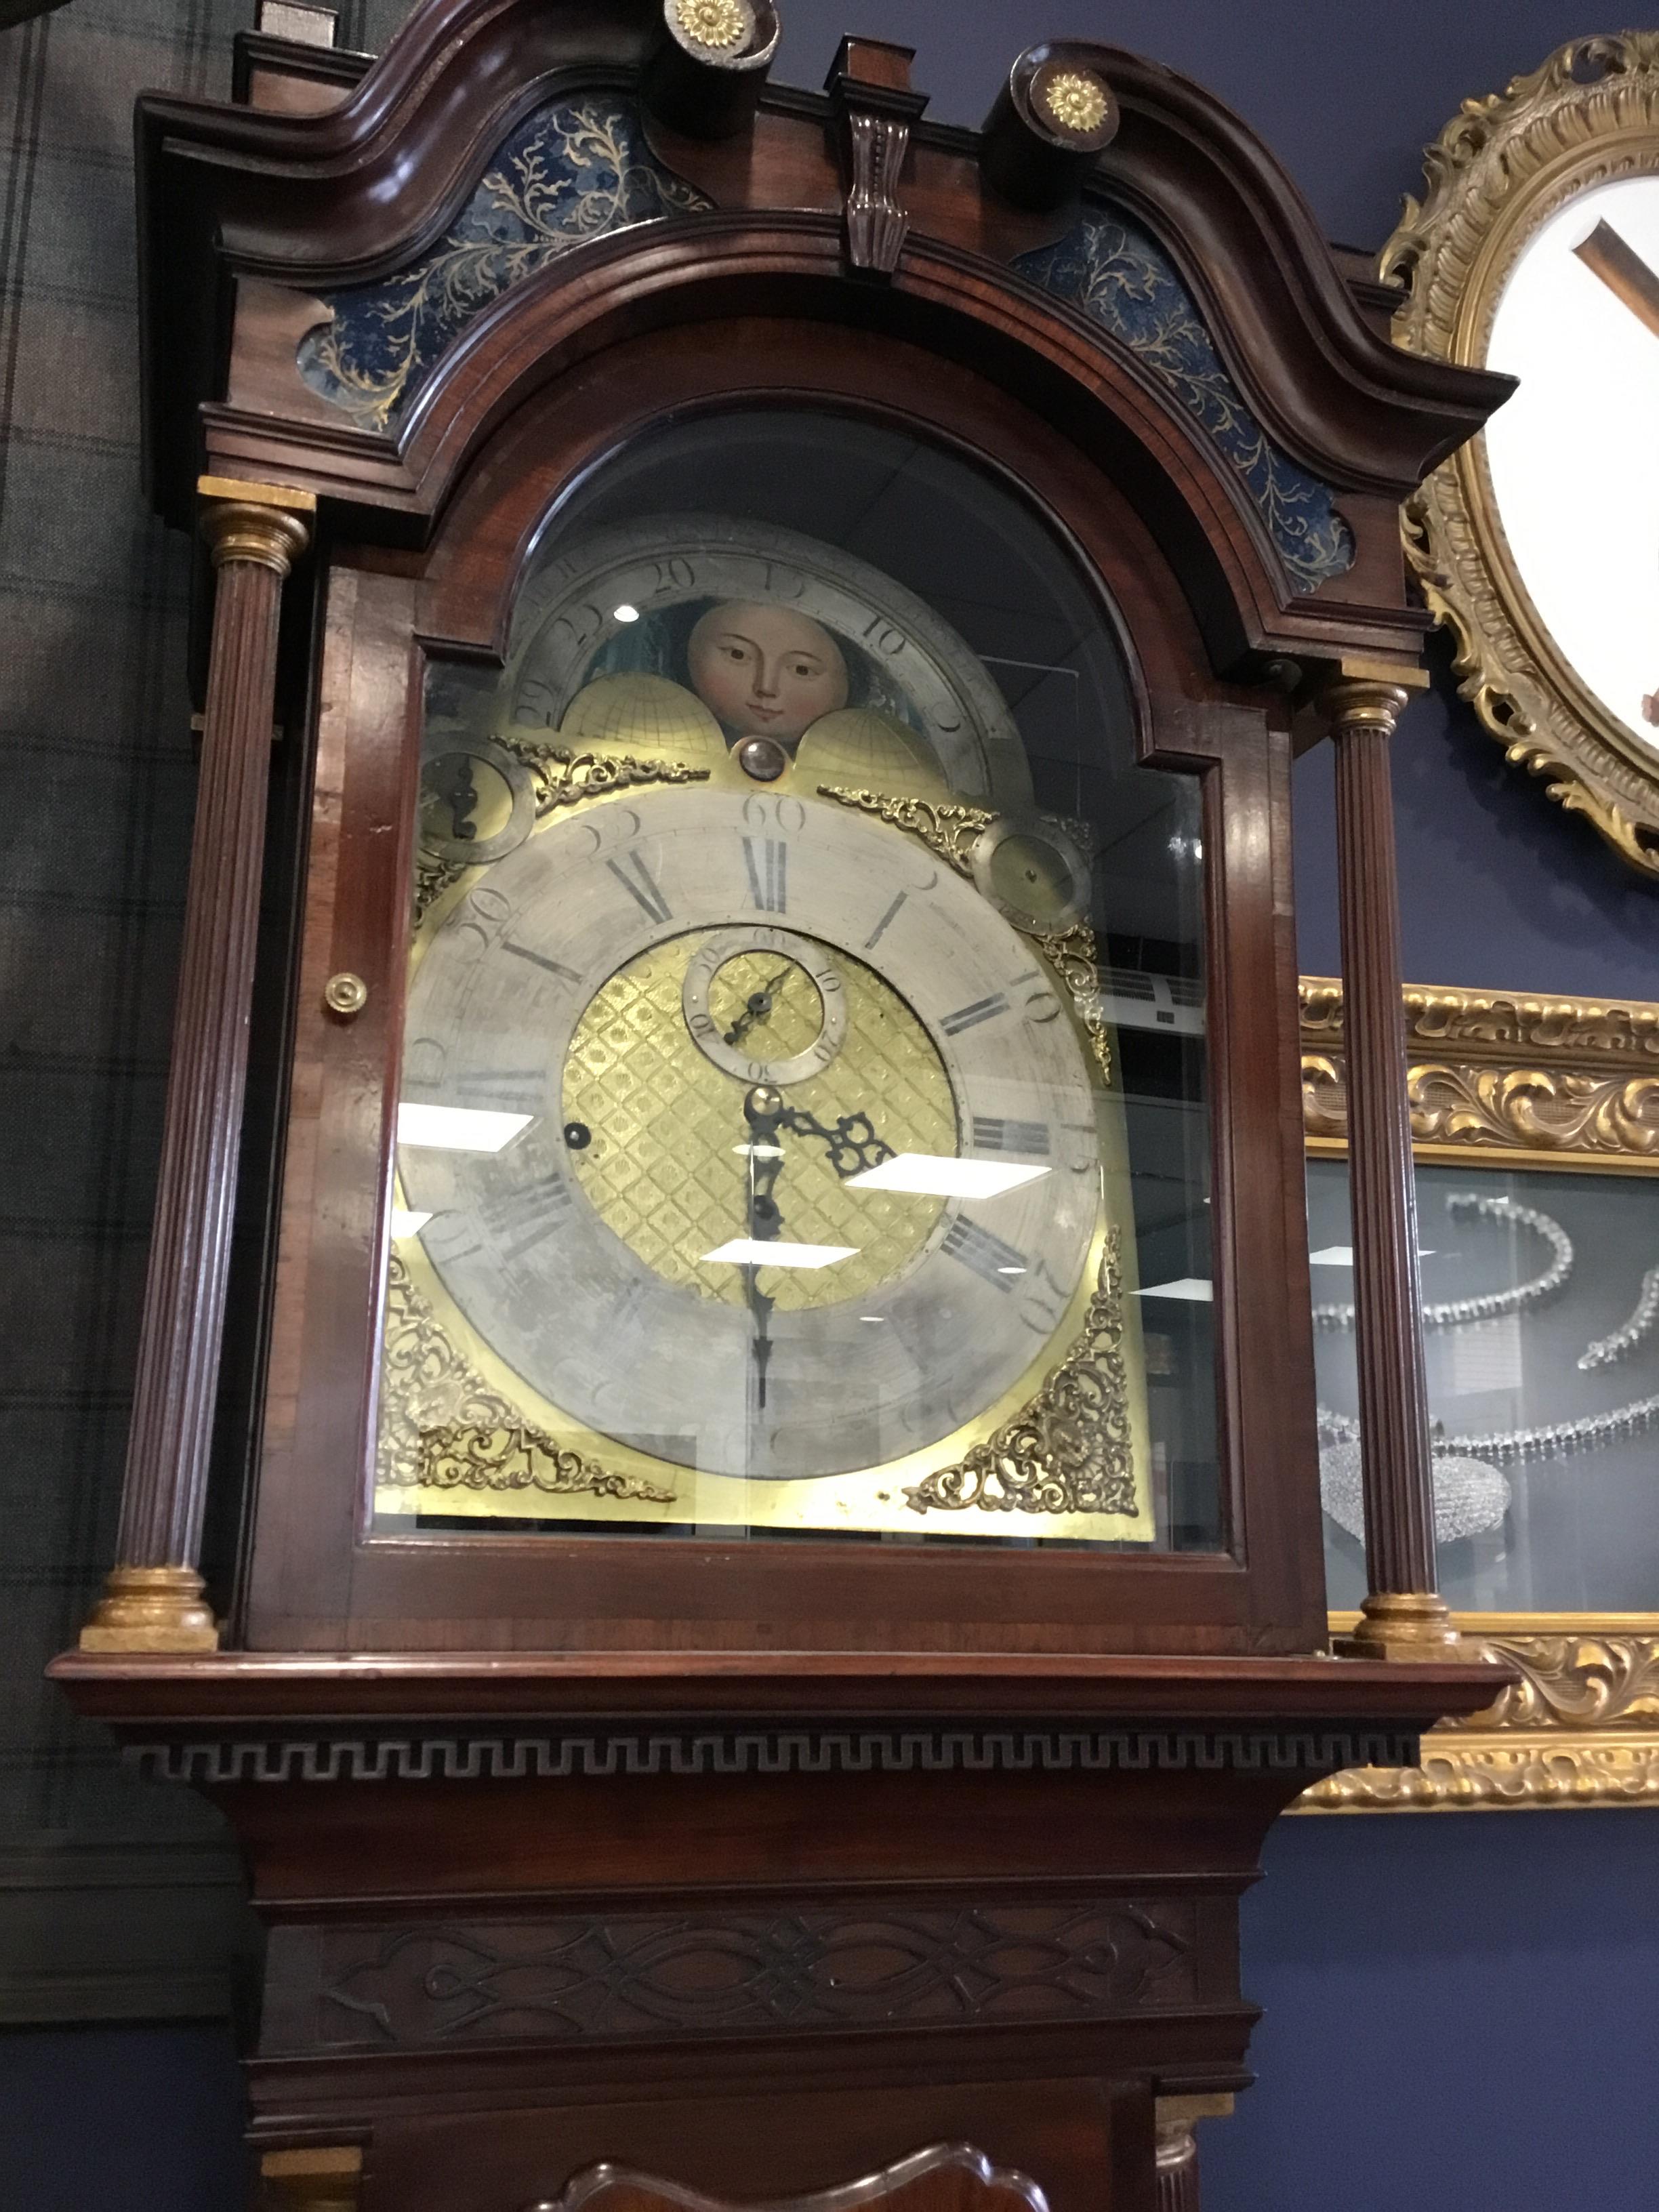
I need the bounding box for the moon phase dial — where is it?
[682,926,849,1086]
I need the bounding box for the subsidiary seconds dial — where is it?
[681,924,849,1087]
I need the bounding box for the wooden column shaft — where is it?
[80,484,312,1654]
[1153,2097,1229,2212]
[1155,2126,1200,2212]
[1324,675,1456,1655]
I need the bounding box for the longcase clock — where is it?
[52,7,1509,2209]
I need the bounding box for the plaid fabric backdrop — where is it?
[0,0,412,2017]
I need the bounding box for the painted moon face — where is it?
[502,514,1037,809]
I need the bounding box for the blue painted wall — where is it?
[3,2,1656,2208]
[0,2024,245,2212]
[1210,1811,1659,2211]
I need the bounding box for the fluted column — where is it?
[80,477,314,1653]
[1153,2095,1229,2211]
[1321,666,1458,1658]
[1155,2122,1200,2212]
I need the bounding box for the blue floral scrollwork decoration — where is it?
[298,99,712,432]
[1017,215,1354,593]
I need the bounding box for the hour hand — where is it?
[777,1103,895,1179]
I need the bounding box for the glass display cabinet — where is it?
[1299,978,1659,1811]
[52,5,1509,2206]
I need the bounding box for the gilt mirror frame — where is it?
[1382,32,1659,877]
[1296,978,1659,1810]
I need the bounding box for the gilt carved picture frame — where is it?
[1383,33,1659,876]
[1297,979,1659,1809]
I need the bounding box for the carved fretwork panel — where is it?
[261,1900,1200,2055]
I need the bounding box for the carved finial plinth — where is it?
[982,42,1120,213]
[825,38,928,275]
[644,0,779,140]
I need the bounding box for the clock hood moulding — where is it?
[134,0,1510,577]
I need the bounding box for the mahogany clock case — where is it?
[247,324,1319,1659]
[43,16,1521,2211]
[112,4,1507,1667]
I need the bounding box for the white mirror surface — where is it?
[1485,173,1659,751]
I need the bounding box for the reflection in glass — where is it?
[1310,1157,1659,1610]
[375,413,1218,1549]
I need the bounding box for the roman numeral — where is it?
[941,991,1009,1036]
[607,851,672,924]
[501,936,581,984]
[864,891,906,949]
[941,1216,1029,1290]
[971,1115,1051,1156]
[453,1068,544,1113]
[743,836,788,913]
[482,1174,572,1262]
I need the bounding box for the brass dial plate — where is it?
[395,785,1107,1488]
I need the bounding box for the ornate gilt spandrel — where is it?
[904,1229,1135,1517]
[377,1254,678,1511]
[1298,977,1659,1810]
[1383,33,1659,876]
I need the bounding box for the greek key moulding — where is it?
[1298,977,1659,1811]
[53,7,1511,2210]
[1386,33,1659,876]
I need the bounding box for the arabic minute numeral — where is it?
[861,615,907,657]
[424,1217,483,1265]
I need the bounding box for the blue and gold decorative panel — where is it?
[1017,216,1353,592]
[298,100,711,432]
